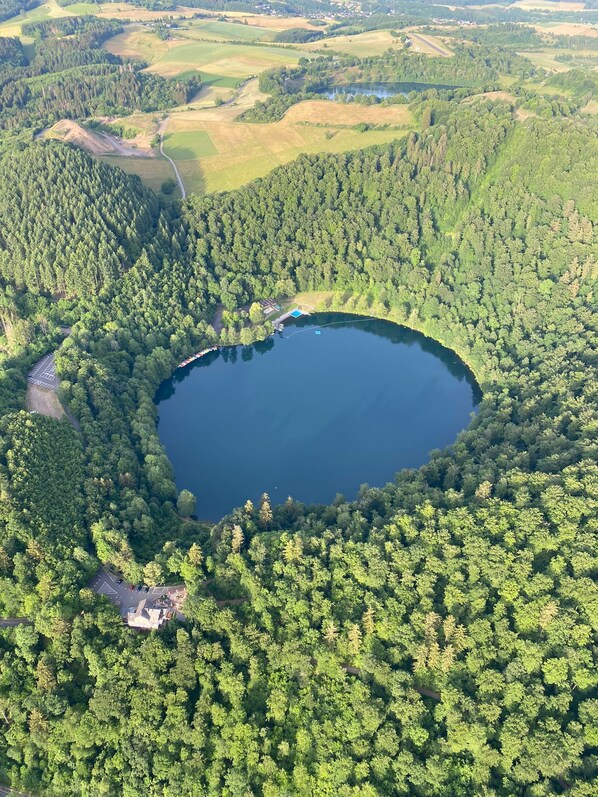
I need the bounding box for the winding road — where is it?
[158,118,186,200]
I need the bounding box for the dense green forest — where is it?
[0,19,200,132]
[0,143,159,295]
[0,10,596,797]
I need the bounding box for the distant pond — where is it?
[156,313,480,521]
[318,82,459,99]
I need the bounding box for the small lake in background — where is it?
[318,82,459,99]
[156,313,480,521]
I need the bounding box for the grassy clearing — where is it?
[196,71,242,88]
[283,100,413,126]
[219,12,319,31]
[95,3,201,21]
[535,22,598,36]
[181,19,276,42]
[145,40,303,79]
[518,49,572,71]
[104,27,170,60]
[163,129,218,160]
[300,29,405,57]
[97,154,180,196]
[167,113,411,196]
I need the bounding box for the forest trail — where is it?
[158,118,186,199]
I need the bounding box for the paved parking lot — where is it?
[90,567,183,616]
[28,353,59,390]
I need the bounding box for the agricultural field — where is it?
[299,29,453,58]
[511,0,586,9]
[283,100,413,127]
[158,87,413,195]
[535,22,598,36]
[98,154,181,196]
[103,29,304,85]
[518,49,574,71]
[300,29,406,57]
[0,0,74,37]
[93,3,204,22]
[146,40,304,80]
[177,19,278,43]
[103,27,171,61]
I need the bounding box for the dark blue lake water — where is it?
[319,81,458,99]
[156,313,480,521]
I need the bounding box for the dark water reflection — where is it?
[156,313,480,521]
[318,81,459,99]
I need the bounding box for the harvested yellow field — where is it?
[582,100,598,114]
[95,3,202,21]
[221,13,320,30]
[512,0,585,9]
[283,100,413,126]
[535,22,598,36]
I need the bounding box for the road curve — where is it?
[158,118,186,200]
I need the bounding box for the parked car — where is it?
[117,578,123,585]
[144,586,150,592]
[137,585,143,591]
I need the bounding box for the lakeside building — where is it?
[126,599,171,631]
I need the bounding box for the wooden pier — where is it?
[177,346,218,369]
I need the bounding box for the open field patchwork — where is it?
[144,41,303,79]
[167,116,410,195]
[180,19,276,42]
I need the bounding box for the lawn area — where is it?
[97,155,181,196]
[163,130,218,160]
